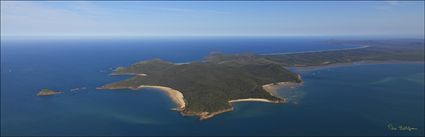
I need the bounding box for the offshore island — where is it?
[37,89,63,96]
[98,39,424,120]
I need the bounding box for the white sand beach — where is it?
[137,85,186,110]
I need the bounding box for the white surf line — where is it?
[175,62,190,65]
[260,45,369,56]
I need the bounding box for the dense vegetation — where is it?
[100,59,301,113]
[262,39,424,67]
[99,39,424,117]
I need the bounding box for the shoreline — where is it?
[101,68,303,120]
[96,85,186,110]
[37,91,64,96]
[110,73,147,76]
[293,60,424,72]
[137,85,186,110]
[228,98,281,103]
[191,81,302,120]
[262,81,302,99]
[142,83,290,120]
[99,60,422,120]
[261,45,369,56]
[98,81,300,120]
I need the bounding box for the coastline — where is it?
[110,73,147,76]
[262,81,302,99]
[190,81,302,120]
[293,60,425,72]
[98,81,300,120]
[101,65,304,120]
[228,98,281,103]
[96,85,186,110]
[37,91,64,96]
[100,61,423,120]
[261,45,369,56]
[182,108,234,120]
[137,85,186,110]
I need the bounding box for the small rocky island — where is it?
[98,40,424,120]
[37,89,63,96]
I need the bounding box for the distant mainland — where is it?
[97,39,424,120]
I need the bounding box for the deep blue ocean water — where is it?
[1,37,424,136]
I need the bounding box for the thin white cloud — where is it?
[144,7,230,15]
[0,1,231,36]
[1,1,109,36]
[375,0,401,10]
[387,0,399,6]
[1,1,422,37]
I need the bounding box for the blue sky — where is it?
[1,1,424,37]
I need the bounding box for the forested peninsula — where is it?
[98,39,424,120]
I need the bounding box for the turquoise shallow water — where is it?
[1,38,424,136]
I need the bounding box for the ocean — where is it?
[1,37,424,136]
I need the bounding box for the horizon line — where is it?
[2,34,424,39]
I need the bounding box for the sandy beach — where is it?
[99,81,302,120]
[136,73,147,76]
[263,81,302,97]
[199,108,234,120]
[228,81,302,104]
[137,85,186,110]
[193,81,302,120]
[101,69,303,120]
[110,72,147,76]
[229,98,281,103]
[261,45,370,55]
[191,97,283,120]
[294,60,425,72]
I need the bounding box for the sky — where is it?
[1,1,424,38]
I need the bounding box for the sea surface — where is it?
[1,37,424,136]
